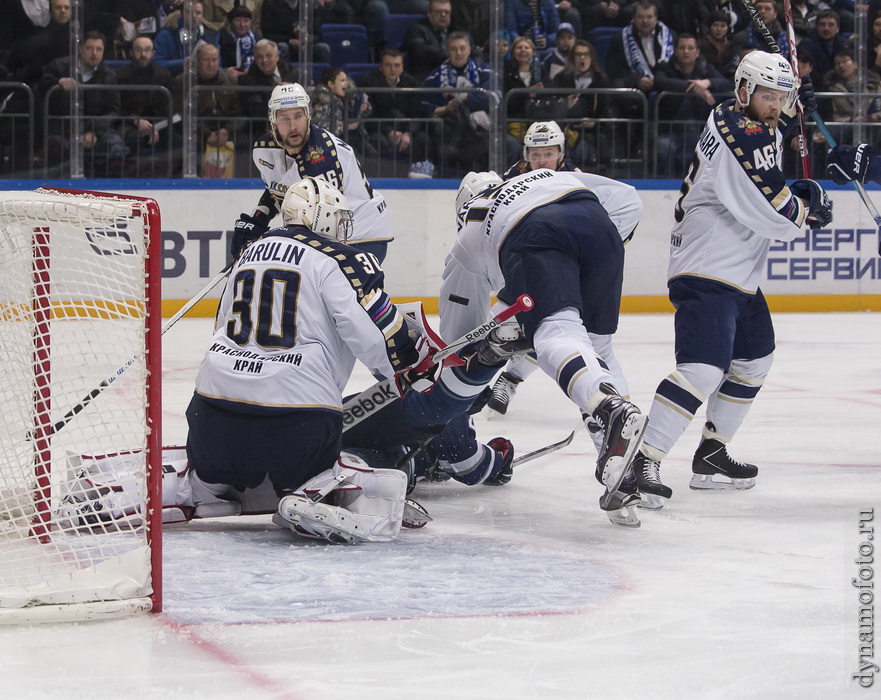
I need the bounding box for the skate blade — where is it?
[402,498,432,529]
[688,474,756,491]
[637,493,666,510]
[599,413,648,494]
[606,503,641,528]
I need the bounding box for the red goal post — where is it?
[0,187,162,622]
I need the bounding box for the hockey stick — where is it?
[738,0,881,240]
[781,0,810,176]
[341,294,534,433]
[512,423,581,468]
[48,262,234,436]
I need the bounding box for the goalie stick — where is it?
[47,262,234,436]
[341,294,534,433]
[738,0,881,248]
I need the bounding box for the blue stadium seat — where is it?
[324,31,370,66]
[589,27,620,72]
[385,14,421,50]
[344,63,377,84]
[321,24,368,38]
[293,62,331,83]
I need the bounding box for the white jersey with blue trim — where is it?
[669,99,807,294]
[252,126,391,243]
[195,227,410,412]
[440,169,643,341]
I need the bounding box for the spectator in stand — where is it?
[404,0,452,82]
[155,1,220,77]
[697,0,750,35]
[788,0,821,41]
[195,0,264,32]
[504,0,561,52]
[260,0,332,64]
[238,39,299,119]
[797,9,848,84]
[605,1,674,96]
[733,0,788,57]
[116,36,175,156]
[422,31,492,176]
[542,22,578,84]
[660,0,710,35]
[582,1,627,34]
[699,10,738,81]
[451,0,491,61]
[653,33,732,176]
[0,0,49,68]
[219,6,260,80]
[39,31,126,175]
[551,39,611,170]
[7,0,72,86]
[868,11,881,75]
[312,67,377,157]
[174,43,242,176]
[358,49,432,171]
[504,36,544,144]
[823,47,881,146]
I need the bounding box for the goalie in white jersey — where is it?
[232,83,393,263]
[185,177,426,543]
[442,167,648,528]
[630,51,832,505]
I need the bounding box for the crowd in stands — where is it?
[1,0,881,179]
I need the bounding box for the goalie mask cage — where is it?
[0,188,162,623]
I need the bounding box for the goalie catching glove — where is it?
[232,211,272,258]
[789,179,832,229]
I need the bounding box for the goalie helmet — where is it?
[268,82,311,142]
[734,51,796,107]
[281,177,354,241]
[522,121,565,162]
[456,171,502,212]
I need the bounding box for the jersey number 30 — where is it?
[227,268,301,349]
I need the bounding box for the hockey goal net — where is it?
[0,188,162,622]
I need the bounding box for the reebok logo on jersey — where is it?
[259,158,275,169]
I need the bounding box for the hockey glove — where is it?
[232,212,271,258]
[483,437,514,486]
[790,178,832,229]
[394,335,439,396]
[797,74,818,116]
[826,143,877,185]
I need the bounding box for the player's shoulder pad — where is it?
[253,132,281,150]
[278,227,383,297]
[503,161,530,180]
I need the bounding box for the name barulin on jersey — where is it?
[239,240,305,266]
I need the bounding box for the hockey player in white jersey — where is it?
[232,83,393,263]
[185,177,426,543]
[630,51,832,505]
[443,167,648,527]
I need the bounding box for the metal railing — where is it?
[0,82,35,178]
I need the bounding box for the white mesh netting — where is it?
[0,189,159,621]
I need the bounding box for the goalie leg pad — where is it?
[276,452,409,543]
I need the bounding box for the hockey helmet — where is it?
[522,121,566,163]
[456,171,502,213]
[281,177,354,241]
[268,83,311,141]
[734,51,796,108]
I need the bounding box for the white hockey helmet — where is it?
[456,171,502,212]
[734,51,796,107]
[522,121,566,161]
[268,83,311,139]
[281,177,354,242]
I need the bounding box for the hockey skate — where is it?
[632,451,672,509]
[599,472,641,528]
[592,384,648,507]
[690,436,758,491]
[487,371,523,414]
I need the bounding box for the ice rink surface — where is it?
[4,312,880,699]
